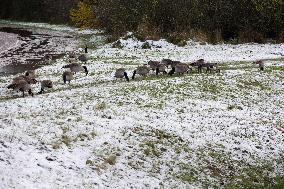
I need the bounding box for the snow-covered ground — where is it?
[0,31,21,53]
[0,25,284,189]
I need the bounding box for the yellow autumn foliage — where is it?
[70,1,95,28]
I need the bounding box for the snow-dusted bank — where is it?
[0,25,284,188]
[0,31,22,53]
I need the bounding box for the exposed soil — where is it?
[0,25,79,76]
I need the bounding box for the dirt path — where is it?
[0,25,80,76]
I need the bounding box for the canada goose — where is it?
[132,65,150,79]
[78,54,89,63]
[62,63,88,76]
[191,60,220,73]
[155,63,167,75]
[169,63,190,76]
[190,59,206,73]
[115,68,129,82]
[38,80,53,94]
[253,60,264,71]
[176,63,191,74]
[63,71,74,84]
[12,75,37,85]
[7,80,34,97]
[202,63,220,73]
[170,61,182,68]
[148,61,160,71]
[25,70,35,78]
[161,59,173,68]
[85,45,88,53]
[163,59,181,69]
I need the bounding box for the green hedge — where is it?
[92,0,284,43]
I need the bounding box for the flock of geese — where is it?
[6,46,265,97]
[6,47,90,97]
[115,58,221,82]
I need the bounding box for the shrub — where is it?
[70,0,97,28]
[71,0,284,43]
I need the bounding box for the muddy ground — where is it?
[0,24,80,76]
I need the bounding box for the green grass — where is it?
[176,147,284,188]
[237,79,271,91]
[51,129,97,149]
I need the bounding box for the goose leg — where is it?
[155,68,159,76]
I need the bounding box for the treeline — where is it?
[71,0,284,43]
[0,0,77,24]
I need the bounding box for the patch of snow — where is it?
[105,35,284,63]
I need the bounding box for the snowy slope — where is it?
[0,26,284,189]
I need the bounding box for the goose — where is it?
[161,59,173,68]
[169,63,190,76]
[162,59,181,69]
[132,65,150,79]
[38,80,53,94]
[190,59,205,73]
[202,63,220,73]
[12,75,37,85]
[63,71,74,84]
[78,54,89,63]
[114,68,129,82]
[7,80,34,97]
[170,61,182,68]
[62,63,88,76]
[155,63,167,75]
[190,59,219,73]
[148,61,160,71]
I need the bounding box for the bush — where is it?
[70,0,98,28]
[71,0,284,43]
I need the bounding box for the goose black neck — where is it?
[83,66,88,75]
[169,67,175,76]
[124,72,130,82]
[132,70,137,80]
